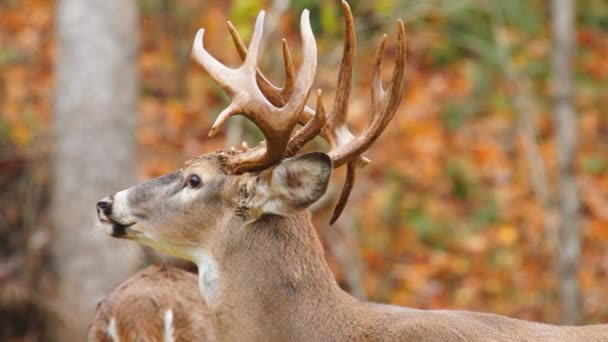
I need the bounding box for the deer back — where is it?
[88,265,216,342]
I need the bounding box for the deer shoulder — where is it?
[88,265,216,342]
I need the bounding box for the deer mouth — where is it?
[109,221,135,237]
[98,216,136,238]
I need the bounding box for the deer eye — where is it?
[186,174,202,189]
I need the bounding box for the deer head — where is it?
[96,151,332,257]
[96,1,405,259]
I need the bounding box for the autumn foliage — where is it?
[1,0,608,339]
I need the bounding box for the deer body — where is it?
[94,2,608,340]
[188,211,608,342]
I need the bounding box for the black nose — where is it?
[97,198,113,216]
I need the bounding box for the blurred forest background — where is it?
[1,0,607,340]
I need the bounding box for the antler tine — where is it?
[192,10,317,173]
[205,12,266,137]
[328,0,356,126]
[371,35,388,112]
[371,23,406,127]
[285,89,327,158]
[280,10,317,125]
[282,40,297,96]
[227,21,295,106]
[330,161,356,224]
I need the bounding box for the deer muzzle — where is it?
[97,195,134,237]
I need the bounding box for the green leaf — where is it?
[583,155,607,175]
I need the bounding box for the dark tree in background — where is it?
[53,0,140,338]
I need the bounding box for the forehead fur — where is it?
[185,153,226,174]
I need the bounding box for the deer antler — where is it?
[324,5,407,224]
[191,10,318,173]
[226,1,407,224]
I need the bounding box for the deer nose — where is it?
[97,197,113,216]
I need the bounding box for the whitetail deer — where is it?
[88,265,216,341]
[95,2,608,341]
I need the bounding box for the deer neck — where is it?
[194,211,358,340]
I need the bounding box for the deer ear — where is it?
[266,152,332,214]
[238,153,332,221]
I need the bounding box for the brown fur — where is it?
[88,265,216,341]
[206,212,608,342]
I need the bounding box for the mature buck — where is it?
[95,2,608,341]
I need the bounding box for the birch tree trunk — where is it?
[52,0,140,338]
[551,0,581,325]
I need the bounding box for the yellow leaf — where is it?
[496,225,518,246]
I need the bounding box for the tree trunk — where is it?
[551,0,581,325]
[52,0,140,338]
